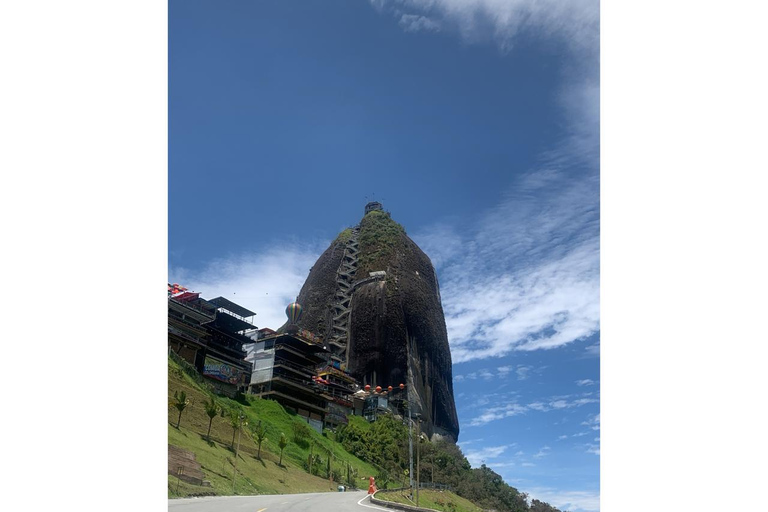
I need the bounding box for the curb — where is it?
[370,490,439,512]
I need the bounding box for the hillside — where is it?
[168,356,565,512]
[167,356,377,497]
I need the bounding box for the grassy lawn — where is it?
[376,489,484,512]
[168,357,377,497]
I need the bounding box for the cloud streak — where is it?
[462,444,514,466]
[371,0,598,56]
[376,0,599,365]
[468,394,599,427]
[415,167,599,363]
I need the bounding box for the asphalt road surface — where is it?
[168,491,390,512]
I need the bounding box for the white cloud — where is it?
[463,444,513,466]
[468,403,527,426]
[478,368,494,380]
[533,445,551,459]
[582,413,600,431]
[168,241,324,331]
[413,166,599,363]
[576,379,595,386]
[468,395,598,426]
[377,0,600,364]
[371,0,598,58]
[526,487,600,512]
[399,13,441,32]
[515,365,532,380]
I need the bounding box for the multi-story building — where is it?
[168,290,255,397]
[246,330,330,431]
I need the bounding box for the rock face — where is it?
[292,204,460,440]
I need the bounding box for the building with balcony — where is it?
[246,330,330,431]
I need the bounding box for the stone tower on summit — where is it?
[291,203,460,440]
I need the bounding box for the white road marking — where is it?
[356,495,390,511]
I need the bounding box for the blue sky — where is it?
[169,1,599,511]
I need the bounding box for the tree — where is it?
[229,408,243,449]
[278,433,288,466]
[203,397,219,441]
[252,422,267,459]
[172,390,190,429]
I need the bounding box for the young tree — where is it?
[229,409,242,449]
[308,442,314,475]
[278,433,288,466]
[203,397,219,441]
[172,390,190,429]
[252,423,267,459]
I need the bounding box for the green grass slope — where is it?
[168,357,377,497]
[377,489,484,512]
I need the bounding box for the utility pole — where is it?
[416,419,421,507]
[431,452,434,484]
[408,399,414,495]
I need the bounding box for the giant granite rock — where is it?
[291,203,459,440]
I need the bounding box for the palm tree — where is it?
[203,397,219,441]
[252,423,267,459]
[278,433,288,466]
[172,390,190,428]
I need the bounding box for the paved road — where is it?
[169,491,390,512]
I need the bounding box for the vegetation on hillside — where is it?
[335,411,565,512]
[168,356,377,497]
[336,228,354,244]
[377,488,484,512]
[357,210,406,275]
[168,355,565,511]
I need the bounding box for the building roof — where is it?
[211,311,255,333]
[207,296,256,318]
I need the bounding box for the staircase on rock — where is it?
[327,227,359,362]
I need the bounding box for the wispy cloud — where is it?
[576,379,596,386]
[370,0,598,56]
[515,365,532,380]
[377,0,600,365]
[582,413,600,431]
[463,444,514,466]
[399,13,441,33]
[468,395,598,427]
[526,487,600,512]
[414,166,599,363]
[168,241,324,330]
[456,364,542,382]
[532,445,551,459]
